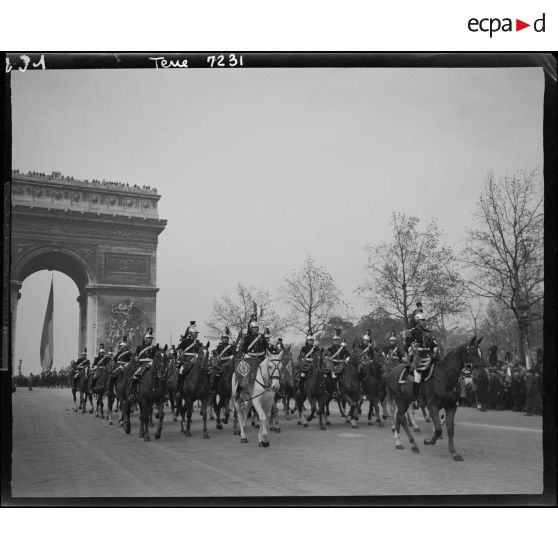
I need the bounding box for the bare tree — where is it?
[357,212,465,328]
[280,255,342,337]
[206,283,286,340]
[462,169,543,364]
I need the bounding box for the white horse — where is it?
[232,351,283,447]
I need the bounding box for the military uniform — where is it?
[107,341,132,395]
[210,336,236,394]
[297,340,319,391]
[241,331,269,357]
[129,329,156,398]
[91,345,110,390]
[407,316,438,399]
[75,353,89,375]
[384,343,404,365]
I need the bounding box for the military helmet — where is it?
[249,314,258,330]
[332,328,342,342]
[389,336,397,342]
[108,347,114,356]
[144,327,154,339]
[118,336,128,349]
[362,329,371,342]
[98,343,105,354]
[222,326,230,340]
[415,313,425,321]
[186,321,198,336]
[306,329,314,341]
[264,327,271,339]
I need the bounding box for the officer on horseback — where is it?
[177,321,204,392]
[406,301,424,351]
[91,344,110,391]
[107,336,132,396]
[129,328,156,399]
[275,337,285,353]
[384,335,403,366]
[325,329,351,394]
[408,313,439,400]
[356,329,374,356]
[210,326,236,395]
[297,330,318,393]
[234,314,270,400]
[75,348,89,375]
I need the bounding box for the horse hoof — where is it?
[345,419,351,424]
[203,433,210,439]
[368,421,374,426]
[241,438,248,444]
[424,438,432,445]
[144,436,150,442]
[125,427,130,434]
[258,442,263,447]
[297,420,302,425]
[262,441,269,448]
[425,418,432,423]
[108,420,113,426]
[172,417,177,422]
[303,423,309,428]
[216,424,223,430]
[155,431,161,440]
[320,425,327,431]
[378,422,385,428]
[285,415,291,421]
[411,446,420,453]
[326,420,331,426]
[396,444,404,450]
[223,418,228,424]
[210,416,215,421]
[73,409,78,413]
[351,424,359,430]
[382,414,388,420]
[95,413,99,418]
[413,427,421,433]
[275,428,281,434]
[453,454,464,462]
[233,430,240,436]
[155,412,160,419]
[185,431,192,437]
[89,410,93,414]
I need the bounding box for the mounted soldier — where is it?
[325,329,351,393]
[209,326,236,395]
[75,348,89,375]
[275,337,285,354]
[406,312,439,400]
[297,330,319,393]
[234,313,270,400]
[91,344,111,391]
[177,321,204,393]
[356,329,374,356]
[107,336,132,395]
[384,335,404,367]
[406,301,424,351]
[130,328,156,399]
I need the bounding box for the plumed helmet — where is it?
[108,347,113,355]
[389,336,397,342]
[99,343,105,353]
[416,301,423,309]
[82,348,87,356]
[249,314,258,330]
[277,338,283,344]
[415,313,425,321]
[362,329,371,342]
[264,327,271,338]
[306,329,314,341]
[222,326,230,339]
[332,328,342,341]
[144,327,154,339]
[186,321,198,336]
[118,336,128,349]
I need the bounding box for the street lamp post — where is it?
[516,297,531,370]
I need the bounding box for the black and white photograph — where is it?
[2,53,554,503]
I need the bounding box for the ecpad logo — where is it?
[468,13,545,37]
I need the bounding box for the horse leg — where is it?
[223,397,230,425]
[444,406,463,461]
[201,399,210,439]
[424,403,443,446]
[215,397,223,430]
[407,406,421,433]
[253,398,270,447]
[124,400,131,434]
[397,403,420,453]
[107,394,113,425]
[373,400,385,427]
[185,400,193,437]
[318,396,327,430]
[154,400,164,440]
[344,395,358,428]
[234,399,249,443]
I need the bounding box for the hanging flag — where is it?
[40,278,54,372]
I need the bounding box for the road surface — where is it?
[9,388,543,498]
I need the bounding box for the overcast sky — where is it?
[11,66,544,372]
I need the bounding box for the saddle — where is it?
[398,358,435,384]
[235,356,261,389]
[324,359,345,376]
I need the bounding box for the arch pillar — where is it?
[10,281,22,374]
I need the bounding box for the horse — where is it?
[358,350,386,427]
[176,343,211,439]
[133,344,169,441]
[70,362,83,412]
[273,347,296,421]
[91,362,111,419]
[77,366,91,414]
[112,358,138,432]
[210,356,235,431]
[294,350,329,430]
[335,352,363,429]
[386,336,485,461]
[166,357,180,422]
[232,351,283,446]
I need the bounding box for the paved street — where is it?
[9,388,543,498]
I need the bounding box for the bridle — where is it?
[240,356,283,403]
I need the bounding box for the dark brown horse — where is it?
[272,347,295,423]
[386,336,485,461]
[358,349,386,427]
[294,349,329,430]
[176,343,211,439]
[113,358,138,432]
[337,353,363,429]
[134,344,168,441]
[166,357,180,422]
[211,356,235,430]
[91,362,111,419]
[70,362,83,412]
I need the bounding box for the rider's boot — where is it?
[209,370,217,395]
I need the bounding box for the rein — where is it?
[241,357,282,403]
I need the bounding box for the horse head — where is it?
[152,345,169,379]
[263,350,282,391]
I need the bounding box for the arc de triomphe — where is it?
[10,170,167,368]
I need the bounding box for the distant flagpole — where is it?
[40,277,54,372]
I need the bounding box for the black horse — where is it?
[166,357,180,422]
[386,336,485,461]
[358,350,386,427]
[336,352,363,429]
[294,349,330,430]
[211,356,235,430]
[91,362,111,419]
[176,343,211,439]
[113,358,138,432]
[133,344,168,442]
